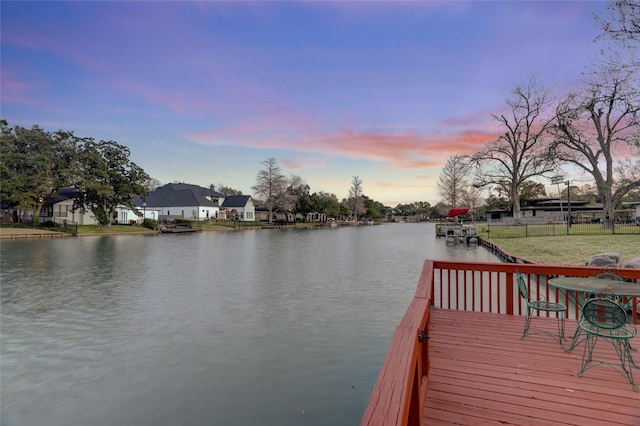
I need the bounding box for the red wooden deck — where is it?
[425,308,640,425]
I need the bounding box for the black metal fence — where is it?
[480,219,640,238]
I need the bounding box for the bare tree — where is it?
[348,176,366,221]
[144,177,163,192]
[281,174,306,213]
[471,76,557,218]
[595,0,640,84]
[459,185,484,221]
[437,154,470,208]
[598,0,640,45]
[252,157,287,223]
[217,185,243,195]
[551,68,640,221]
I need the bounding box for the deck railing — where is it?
[361,260,640,426]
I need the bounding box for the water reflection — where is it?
[1,223,500,426]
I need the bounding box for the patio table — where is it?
[548,276,640,368]
[548,276,640,299]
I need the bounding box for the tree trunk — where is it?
[512,185,521,219]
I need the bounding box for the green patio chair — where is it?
[577,297,638,392]
[516,270,567,346]
[567,269,636,352]
[594,268,636,322]
[594,269,623,281]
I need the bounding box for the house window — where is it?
[41,205,53,218]
[55,205,68,217]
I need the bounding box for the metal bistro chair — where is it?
[516,271,567,346]
[567,270,637,352]
[595,272,623,281]
[594,269,636,321]
[577,297,638,392]
[579,269,623,310]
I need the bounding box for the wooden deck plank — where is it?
[424,309,640,426]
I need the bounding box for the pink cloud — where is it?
[190,122,495,170]
[114,79,219,116]
[439,110,496,129]
[0,68,54,110]
[0,72,30,102]
[374,180,436,190]
[280,157,327,171]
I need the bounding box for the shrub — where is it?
[143,218,158,230]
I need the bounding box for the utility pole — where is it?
[551,176,566,237]
[566,180,571,231]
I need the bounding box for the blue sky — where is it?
[1,1,608,205]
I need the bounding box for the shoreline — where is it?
[0,228,75,239]
[0,227,156,239]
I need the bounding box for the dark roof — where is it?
[58,188,78,197]
[43,188,79,206]
[157,183,226,197]
[522,198,601,212]
[133,183,225,208]
[523,198,591,208]
[221,195,251,208]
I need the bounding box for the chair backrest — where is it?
[515,270,529,302]
[582,298,627,330]
[595,269,623,281]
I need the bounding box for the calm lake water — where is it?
[1,223,500,426]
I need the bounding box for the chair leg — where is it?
[577,334,596,378]
[556,314,565,346]
[577,334,638,393]
[522,307,532,340]
[566,309,586,353]
[611,339,638,392]
[565,327,584,353]
[522,308,565,346]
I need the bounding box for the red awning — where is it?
[448,208,469,218]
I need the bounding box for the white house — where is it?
[221,195,256,221]
[133,183,226,222]
[40,189,145,225]
[133,183,257,222]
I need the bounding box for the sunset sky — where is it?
[1,1,610,206]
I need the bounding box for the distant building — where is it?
[489,198,636,224]
[221,195,255,221]
[133,183,255,222]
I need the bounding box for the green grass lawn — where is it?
[490,234,639,266]
[75,225,157,234]
[74,221,319,234]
